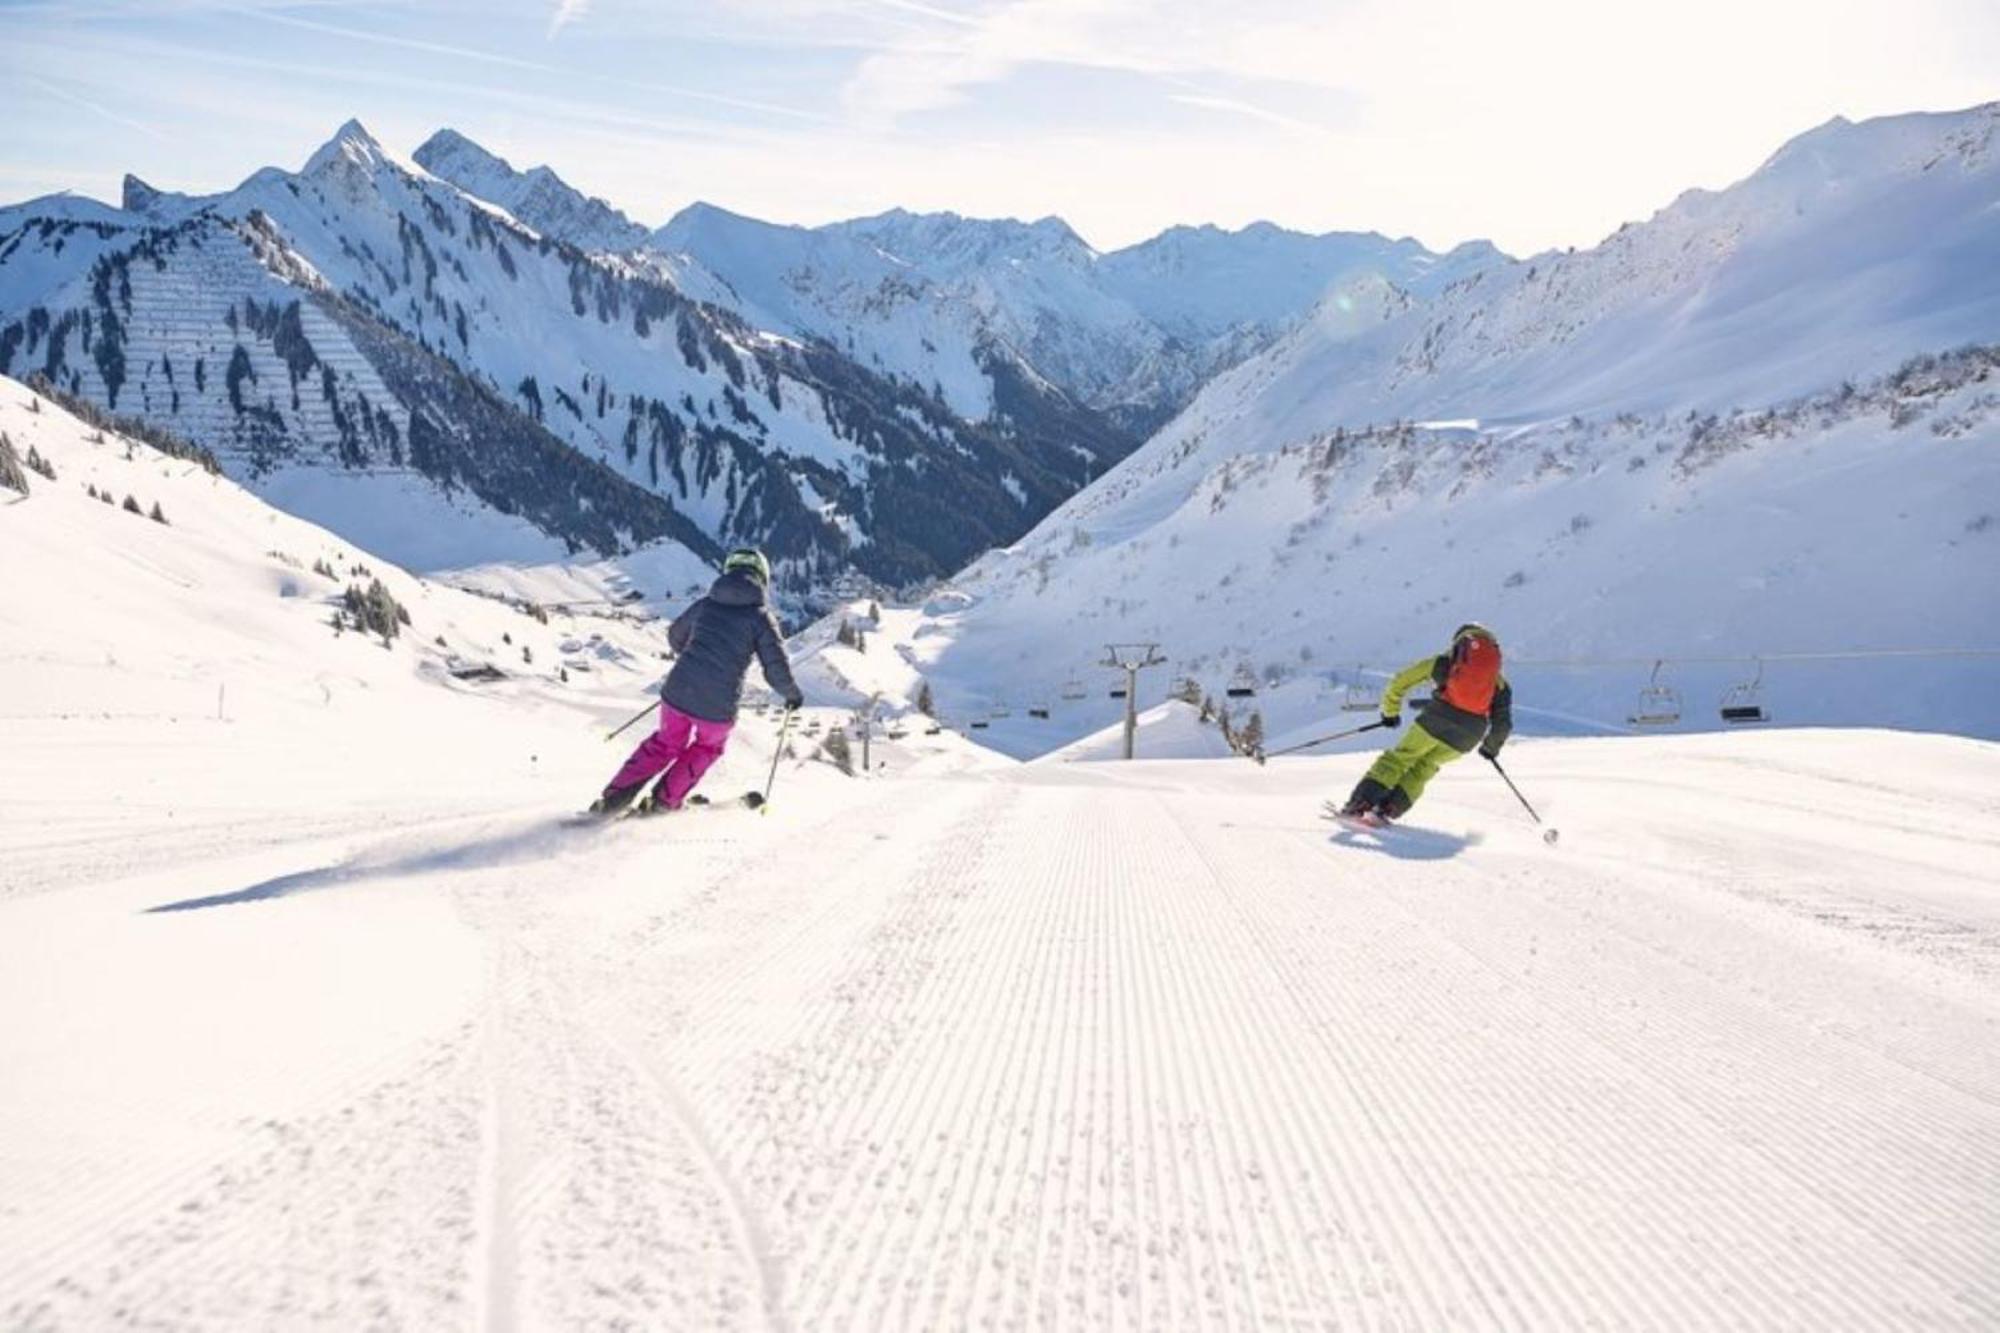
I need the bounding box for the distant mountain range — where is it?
[804,103,2000,744]
[0,123,1487,599]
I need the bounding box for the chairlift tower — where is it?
[1102,643,1168,760]
[852,694,882,770]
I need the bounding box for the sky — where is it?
[1,0,1996,255]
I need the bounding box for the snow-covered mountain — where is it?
[794,105,2000,751]
[1168,103,2000,445]
[0,122,1131,595]
[646,202,1501,435]
[411,129,651,254]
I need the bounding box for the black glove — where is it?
[1479,740,1502,761]
[784,695,804,712]
[1379,713,1400,730]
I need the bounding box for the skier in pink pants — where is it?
[602,705,738,813]
[592,548,804,817]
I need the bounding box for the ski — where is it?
[1319,801,1395,833]
[568,790,766,825]
[650,790,766,815]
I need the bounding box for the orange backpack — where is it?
[1439,633,1503,716]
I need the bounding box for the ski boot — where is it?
[633,789,680,817]
[589,783,645,818]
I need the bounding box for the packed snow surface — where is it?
[4,382,1999,1328]
[6,716,1999,1327]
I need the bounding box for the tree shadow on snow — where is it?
[145,818,606,913]
[1326,824,1482,861]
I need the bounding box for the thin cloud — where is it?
[849,0,983,27]
[1167,93,1317,134]
[237,7,552,72]
[28,76,170,142]
[228,5,824,121]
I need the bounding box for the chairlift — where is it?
[1719,659,1770,725]
[970,719,990,730]
[1226,666,1258,700]
[1060,677,1087,701]
[1627,660,1683,727]
[990,703,1012,719]
[1339,666,1379,713]
[1109,685,1128,700]
[1028,705,1050,720]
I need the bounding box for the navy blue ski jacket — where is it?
[661,571,803,723]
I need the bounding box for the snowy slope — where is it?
[0,373,694,749]
[5,694,1997,1324]
[835,345,2000,755]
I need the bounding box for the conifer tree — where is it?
[0,433,29,497]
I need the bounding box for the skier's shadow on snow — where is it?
[1325,824,1480,861]
[145,820,599,913]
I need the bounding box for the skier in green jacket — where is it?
[1340,623,1513,822]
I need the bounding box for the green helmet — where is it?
[723,547,771,586]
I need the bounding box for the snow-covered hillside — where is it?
[0,372,693,766]
[817,106,2000,754]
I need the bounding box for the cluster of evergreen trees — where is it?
[332,578,411,646]
[20,374,222,475]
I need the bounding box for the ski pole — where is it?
[757,708,795,815]
[1487,754,1560,845]
[604,698,659,743]
[1253,719,1386,766]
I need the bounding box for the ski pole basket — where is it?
[1627,659,1683,727]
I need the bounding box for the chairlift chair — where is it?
[1060,677,1087,701]
[970,719,990,730]
[1627,660,1683,727]
[1226,666,1258,700]
[1719,660,1770,724]
[1340,666,1379,713]
[1028,704,1050,720]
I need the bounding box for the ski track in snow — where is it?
[4,740,2000,1329]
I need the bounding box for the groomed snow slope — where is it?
[6,372,1999,1328]
[4,722,1998,1327]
